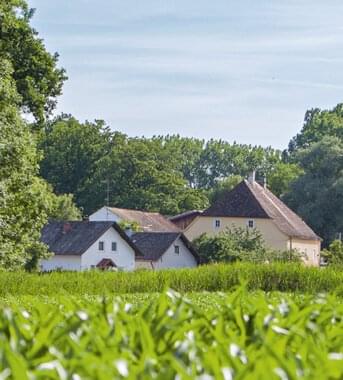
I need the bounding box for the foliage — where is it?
[0,289,342,379]
[208,175,242,204]
[0,0,67,123]
[49,193,82,221]
[284,136,343,244]
[288,103,343,154]
[0,263,343,295]
[267,162,303,197]
[322,240,343,265]
[39,115,296,215]
[117,220,142,232]
[0,57,52,270]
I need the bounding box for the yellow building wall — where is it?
[184,216,321,266]
[185,217,289,250]
[289,238,321,266]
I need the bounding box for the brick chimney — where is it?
[63,222,72,234]
[248,171,256,185]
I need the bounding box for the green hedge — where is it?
[0,263,342,296]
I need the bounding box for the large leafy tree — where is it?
[288,104,343,154]
[284,136,343,244]
[0,58,53,270]
[0,0,67,123]
[39,115,114,199]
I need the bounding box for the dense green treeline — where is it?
[38,114,295,215]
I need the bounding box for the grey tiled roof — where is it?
[41,221,143,256]
[131,232,200,262]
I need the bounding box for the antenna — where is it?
[101,179,111,206]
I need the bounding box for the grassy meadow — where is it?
[0,263,342,379]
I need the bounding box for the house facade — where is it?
[133,232,199,269]
[41,221,140,271]
[40,219,198,271]
[172,176,321,266]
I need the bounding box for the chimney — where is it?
[63,222,72,234]
[248,171,256,185]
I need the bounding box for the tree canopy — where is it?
[0,0,66,123]
[0,58,53,270]
[284,136,343,244]
[39,115,296,216]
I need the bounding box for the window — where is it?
[247,219,255,229]
[98,241,104,251]
[214,219,221,228]
[112,242,117,252]
[174,245,180,254]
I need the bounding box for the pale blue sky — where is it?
[29,0,343,148]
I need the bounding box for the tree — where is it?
[0,58,53,270]
[208,175,242,204]
[288,104,343,154]
[267,162,303,197]
[284,136,343,245]
[321,240,343,265]
[193,227,267,263]
[39,115,115,203]
[49,193,82,221]
[0,0,67,123]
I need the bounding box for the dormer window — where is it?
[247,219,255,229]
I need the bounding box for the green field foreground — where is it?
[0,288,342,379]
[0,263,343,295]
[1,264,343,379]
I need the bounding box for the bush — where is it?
[193,227,303,264]
[322,240,343,265]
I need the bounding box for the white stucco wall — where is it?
[153,237,197,269]
[41,227,136,271]
[81,227,135,270]
[41,255,81,271]
[89,207,120,222]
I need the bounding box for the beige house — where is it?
[171,176,321,266]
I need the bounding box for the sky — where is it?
[28,0,343,149]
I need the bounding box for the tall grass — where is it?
[0,263,342,296]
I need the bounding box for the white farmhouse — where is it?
[40,221,142,271]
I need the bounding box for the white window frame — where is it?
[174,245,180,254]
[214,219,221,229]
[98,241,104,251]
[112,242,117,252]
[247,219,255,229]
